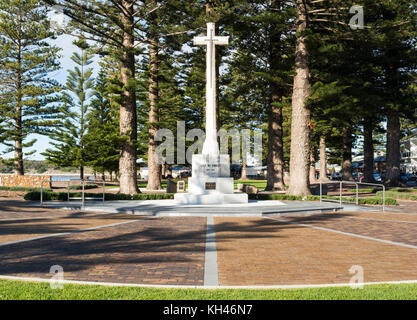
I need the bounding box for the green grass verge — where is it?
[376,191,417,201]
[234,180,267,190]
[0,280,416,300]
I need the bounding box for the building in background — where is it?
[401,137,417,174]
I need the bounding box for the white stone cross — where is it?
[194,22,229,157]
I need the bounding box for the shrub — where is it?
[24,191,175,201]
[0,186,46,192]
[389,188,417,193]
[248,194,303,201]
[68,184,99,190]
[249,193,397,205]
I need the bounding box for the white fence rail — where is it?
[319,181,386,212]
[41,179,105,208]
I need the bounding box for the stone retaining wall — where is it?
[0,175,51,188]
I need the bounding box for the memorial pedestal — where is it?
[174,154,248,205]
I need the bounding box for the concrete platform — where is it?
[174,192,248,205]
[34,200,344,217]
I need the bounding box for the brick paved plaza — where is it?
[0,200,416,287]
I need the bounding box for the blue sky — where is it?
[0,34,100,161]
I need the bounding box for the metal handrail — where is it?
[319,180,386,212]
[41,178,105,208]
[40,179,52,206]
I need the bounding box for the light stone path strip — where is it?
[204,216,219,286]
[0,220,140,248]
[264,216,417,250]
[2,275,417,290]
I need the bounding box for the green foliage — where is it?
[389,188,417,193]
[24,191,175,201]
[43,40,95,178]
[68,184,98,190]
[83,69,120,175]
[0,0,62,172]
[0,186,45,192]
[249,194,303,201]
[248,193,397,205]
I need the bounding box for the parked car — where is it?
[330,172,342,181]
[405,174,417,187]
[172,166,191,179]
[353,172,363,182]
[373,172,382,182]
[400,172,417,186]
[358,172,382,183]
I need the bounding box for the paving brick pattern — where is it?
[0,200,89,220]
[0,217,206,285]
[1,199,417,286]
[214,217,417,286]
[280,212,417,247]
[396,200,417,214]
[345,211,417,222]
[0,215,138,244]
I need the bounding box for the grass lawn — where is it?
[0,280,416,300]
[234,180,267,190]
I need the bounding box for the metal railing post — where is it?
[339,181,342,206]
[40,182,43,206]
[382,185,385,212]
[356,183,359,206]
[320,181,322,203]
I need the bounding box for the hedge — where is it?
[24,190,396,205]
[248,194,304,201]
[249,193,397,205]
[388,188,417,193]
[0,186,46,192]
[24,191,175,201]
[68,184,99,190]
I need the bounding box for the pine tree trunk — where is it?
[14,106,24,176]
[363,119,375,183]
[80,166,84,180]
[309,144,318,183]
[266,100,285,191]
[14,36,24,176]
[147,31,162,191]
[265,7,285,192]
[240,162,248,180]
[342,126,354,181]
[386,108,401,186]
[319,136,329,182]
[167,164,173,178]
[119,0,139,194]
[288,0,311,196]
